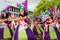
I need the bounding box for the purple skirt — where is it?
[53,26,60,39]
[0,26,13,39]
[0,28,4,39]
[14,25,19,40]
[26,27,36,40]
[44,25,50,40]
[33,26,38,35]
[14,26,36,40]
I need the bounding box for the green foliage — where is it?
[33,0,60,15]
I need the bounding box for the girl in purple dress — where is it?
[13,6,36,40]
[0,14,11,40]
[1,11,13,40]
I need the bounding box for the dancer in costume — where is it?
[33,18,44,40]
[0,11,12,40]
[43,11,58,40]
[13,6,36,40]
[52,18,60,40]
[50,18,58,40]
[10,13,18,30]
[32,18,41,40]
[1,10,13,40]
[42,11,50,40]
[38,20,44,40]
[8,13,19,32]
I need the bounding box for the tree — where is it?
[33,0,60,15]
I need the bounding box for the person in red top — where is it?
[45,16,52,24]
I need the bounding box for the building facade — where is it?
[9,6,20,17]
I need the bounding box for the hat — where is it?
[1,10,7,14]
[45,11,50,16]
[17,5,24,10]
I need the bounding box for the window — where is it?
[9,6,20,17]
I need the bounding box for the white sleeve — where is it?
[56,24,59,29]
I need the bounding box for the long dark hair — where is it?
[2,12,9,19]
[19,9,28,17]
